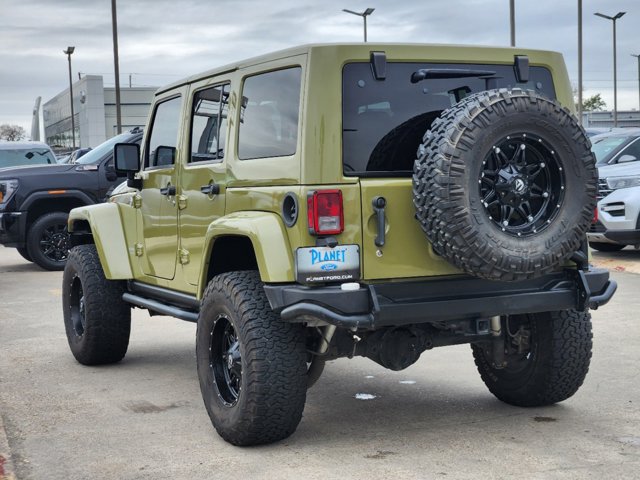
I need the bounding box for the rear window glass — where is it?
[0,147,55,168]
[238,67,302,160]
[342,62,556,177]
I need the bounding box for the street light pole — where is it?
[578,0,583,124]
[509,0,515,47]
[632,54,640,113]
[111,0,122,135]
[595,11,626,128]
[63,46,76,150]
[342,8,375,42]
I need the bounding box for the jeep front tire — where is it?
[62,244,131,365]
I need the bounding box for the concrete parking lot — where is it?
[1,245,639,480]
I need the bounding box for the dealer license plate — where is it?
[296,245,360,283]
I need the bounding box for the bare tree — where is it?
[0,124,27,141]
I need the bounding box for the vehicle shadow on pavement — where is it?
[292,363,574,447]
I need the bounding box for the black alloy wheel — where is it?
[40,223,70,264]
[27,212,71,270]
[210,314,242,407]
[480,134,565,237]
[69,276,86,337]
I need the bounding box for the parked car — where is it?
[588,129,640,251]
[591,128,640,166]
[0,142,56,168]
[0,128,143,270]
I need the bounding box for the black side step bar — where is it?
[122,281,200,323]
[122,293,199,322]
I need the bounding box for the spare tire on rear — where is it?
[413,88,597,281]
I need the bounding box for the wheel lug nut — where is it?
[542,192,549,198]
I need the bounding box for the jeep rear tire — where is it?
[413,89,597,281]
[471,309,592,406]
[196,271,307,446]
[27,211,70,271]
[62,244,131,365]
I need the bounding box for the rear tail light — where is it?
[307,190,344,235]
[592,206,598,223]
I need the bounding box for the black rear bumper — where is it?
[264,268,616,329]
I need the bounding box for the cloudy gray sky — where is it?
[1,0,639,134]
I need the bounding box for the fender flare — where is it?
[22,189,96,211]
[202,211,295,285]
[68,203,133,279]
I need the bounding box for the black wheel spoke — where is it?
[481,175,495,187]
[479,133,565,236]
[482,190,496,204]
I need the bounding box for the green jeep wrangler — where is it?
[62,43,616,446]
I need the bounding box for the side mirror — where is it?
[104,162,118,182]
[114,143,140,173]
[154,146,176,167]
[114,143,141,189]
[617,154,637,164]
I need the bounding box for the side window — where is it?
[190,84,230,162]
[238,67,301,160]
[146,96,182,168]
[617,138,640,163]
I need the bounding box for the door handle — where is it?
[160,185,176,196]
[200,183,220,195]
[372,196,387,247]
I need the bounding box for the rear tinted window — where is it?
[342,62,555,177]
[0,147,55,167]
[238,67,302,160]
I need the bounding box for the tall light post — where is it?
[63,46,76,149]
[509,0,515,46]
[578,0,583,124]
[595,11,626,127]
[632,54,640,112]
[342,8,375,42]
[111,0,122,134]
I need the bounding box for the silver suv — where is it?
[589,129,640,251]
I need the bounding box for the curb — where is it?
[0,414,16,480]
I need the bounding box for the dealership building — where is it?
[43,75,156,150]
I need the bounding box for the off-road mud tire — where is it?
[471,309,592,406]
[196,271,307,446]
[413,89,597,281]
[62,244,131,365]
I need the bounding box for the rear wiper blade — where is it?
[411,68,497,83]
